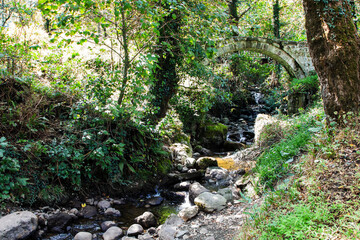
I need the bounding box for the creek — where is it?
[42,91,266,240]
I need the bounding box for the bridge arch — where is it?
[215,37,311,79]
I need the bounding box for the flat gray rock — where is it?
[127,224,144,236]
[0,211,38,240]
[74,232,92,240]
[194,192,227,213]
[103,226,123,240]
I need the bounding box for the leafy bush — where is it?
[0,137,27,202]
[290,75,319,93]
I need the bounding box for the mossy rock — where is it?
[196,157,218,169]
[173,132,191,146]
[199,122,228,149]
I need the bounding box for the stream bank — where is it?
[0,91,274,240]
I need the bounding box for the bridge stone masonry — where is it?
[215,37,315,79]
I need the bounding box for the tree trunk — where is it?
[148,6,182,124]
[303,0,360,120]
[117,7,130,107]
[273,0,281,82]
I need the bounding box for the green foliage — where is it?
[255,108,321,188]
[290,75,319,93]
[241,110,360,240]
[255,197,353,239]
[0,137,27,202]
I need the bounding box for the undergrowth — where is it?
[239,110,360,239]
[255,107,322,189]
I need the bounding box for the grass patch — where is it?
[255,108,320,188]
[239,110,360,239]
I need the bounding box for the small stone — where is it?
[185,157,196,168]
[101,221,116,232]
[147,227,156,235]
[216,216,224,223]
[199,227,208,234]
[113,199,126,205]
[138,233,153,240]
[178,206,199,222]
[135,211,157,228]
[69,208,79,216]
[80,206,97,219]
[146,196,163,206]
[86,198,94,205]
[97,200,111,210]
[104,208,121,217]
[188,169,197,173]
[103,226,124,240]
[174,181,191,191]
[74,232,92,240]
[127,224,144,236]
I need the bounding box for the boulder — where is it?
[135,212,157,228]
[74,232,92,240]
[206,167,229,180]
[196,157,218,169]
[185,157,196,168]
[97,200,111,210]
[127,224,144,236]
[47,212,72,233]
[101,221,117,232]
[167,171,204,183]
[173,181,191,191]
[69,208,79,216]
[104,208,121,217]
[162,191,186,203]
[80,205,97,219]
[189,182,209,203]
[217,188,233,203]
[178,205,199,221]
[199,122,228,149]
[169,143,193,165]
[254,114,289,147]
[158,214,184,240]
[194,192,227,213]
[103,226,123,240]
[0,211,38,240]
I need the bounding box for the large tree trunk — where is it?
[303,0,360,120]
[148,6,182,124]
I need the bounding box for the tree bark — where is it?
[273,0,281,81]
[148,6,182,124]
[303,0,360,120]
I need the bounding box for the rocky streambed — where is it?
[0,133,263,240]
[0,93,272,240]
[0,150,261,240]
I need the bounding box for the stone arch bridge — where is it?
[215,37,314,79]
